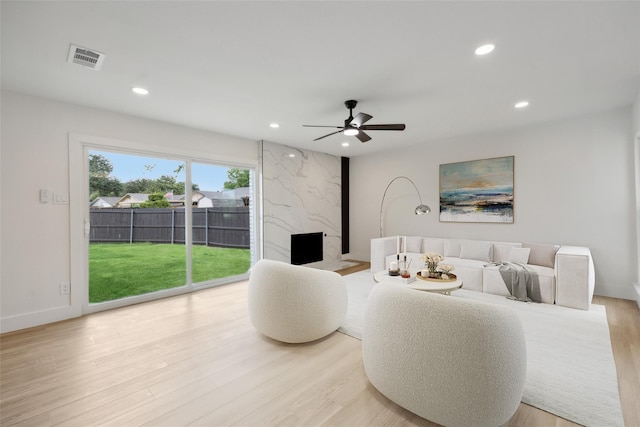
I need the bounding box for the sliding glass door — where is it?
[190,162,252,285]
[86,148,254,309]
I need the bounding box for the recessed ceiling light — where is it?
[475,44,495,56]
[131,87,149,95]
[270,123,280,128]
[514,101,530,109]
[288,153,296,158]
[341,142,350,147]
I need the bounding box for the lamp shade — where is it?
[415,204,431,215]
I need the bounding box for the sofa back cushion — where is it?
[405,236,423,253]
[523,243,558,268]
[459,240,493,262]
[493,243,520,263]
[444,239,462,257]
[422,238,445,255]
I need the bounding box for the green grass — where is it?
[89,242,250,303]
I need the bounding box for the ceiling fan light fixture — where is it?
[475,43,495,56]
[131,87,149,95]
[344,128,359,136]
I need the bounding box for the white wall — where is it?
[350,107,637,300]
[0,91,258,332]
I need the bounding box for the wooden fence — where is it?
[89,207,250,248]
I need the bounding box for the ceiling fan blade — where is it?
[303,125,344,128]
[350,113,373,128]
[355,130,371,143]
[359,124,406,131]
[313,130,343,141]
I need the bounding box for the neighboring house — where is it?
[189,188,251,208]
[89,196,120,208]
[114,193,188,208]
[114,193,150,208]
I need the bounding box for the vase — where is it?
[427,262,438,278]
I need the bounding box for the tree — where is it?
[153,175,185,194]
[124,178,155,194]
[89,154,123,201]
[224,168,250,190]
[123,175,185,195]
[139,193,170,208]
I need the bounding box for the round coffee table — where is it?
[373,270,463,295]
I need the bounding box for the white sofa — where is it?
[371,236,595,310]
[363,283,527,427]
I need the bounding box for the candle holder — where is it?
[388,259,400,276]
[399,257,411,278]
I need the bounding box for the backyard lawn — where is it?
[89,242,251,303]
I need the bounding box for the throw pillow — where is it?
[493,244,518,263]
[522,243,558,268]
[508,247,531,264]
[459,240,493,262]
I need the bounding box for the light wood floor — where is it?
[1,262,639,427]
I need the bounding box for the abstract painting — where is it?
[439,156,514,223]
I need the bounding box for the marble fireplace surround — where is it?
[261,141,342,267]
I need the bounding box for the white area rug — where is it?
[340,270,624,427]
[306,260,360,272]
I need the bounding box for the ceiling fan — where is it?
[303,100,406,143]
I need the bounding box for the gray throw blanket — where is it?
[497,262,542,303]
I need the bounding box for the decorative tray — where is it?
[417,272,457,282]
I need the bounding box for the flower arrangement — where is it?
[437,264,456,280]
[437,264,455,274]
[420,252,444,277]
[420,252,443,264]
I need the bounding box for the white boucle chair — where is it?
[248,259,348,343]
[363,283,527,427]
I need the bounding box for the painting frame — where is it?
[439,155,514,223]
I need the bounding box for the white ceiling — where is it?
[2,1,639,157]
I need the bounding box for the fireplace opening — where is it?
[291,232,323,265]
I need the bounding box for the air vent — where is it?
[67,44,105,70]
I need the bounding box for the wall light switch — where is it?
[53,193,69,205]
[39,189,49,203]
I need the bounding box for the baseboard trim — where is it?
[0,305,81,334]
[594,283,637,301]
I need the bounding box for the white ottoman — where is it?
[363,283,526,427]
[248,259,348,343]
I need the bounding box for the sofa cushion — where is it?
[509,247,531,264]
[422,238,445,255]
[523,243,558,268]
[444,239,462,257]
[460,240,493,262]
[482,264,555,304]
[444,257,485,292]
[405,236,423,253]
[493,243,520,263]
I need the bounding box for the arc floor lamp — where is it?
[379,176,431,237]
